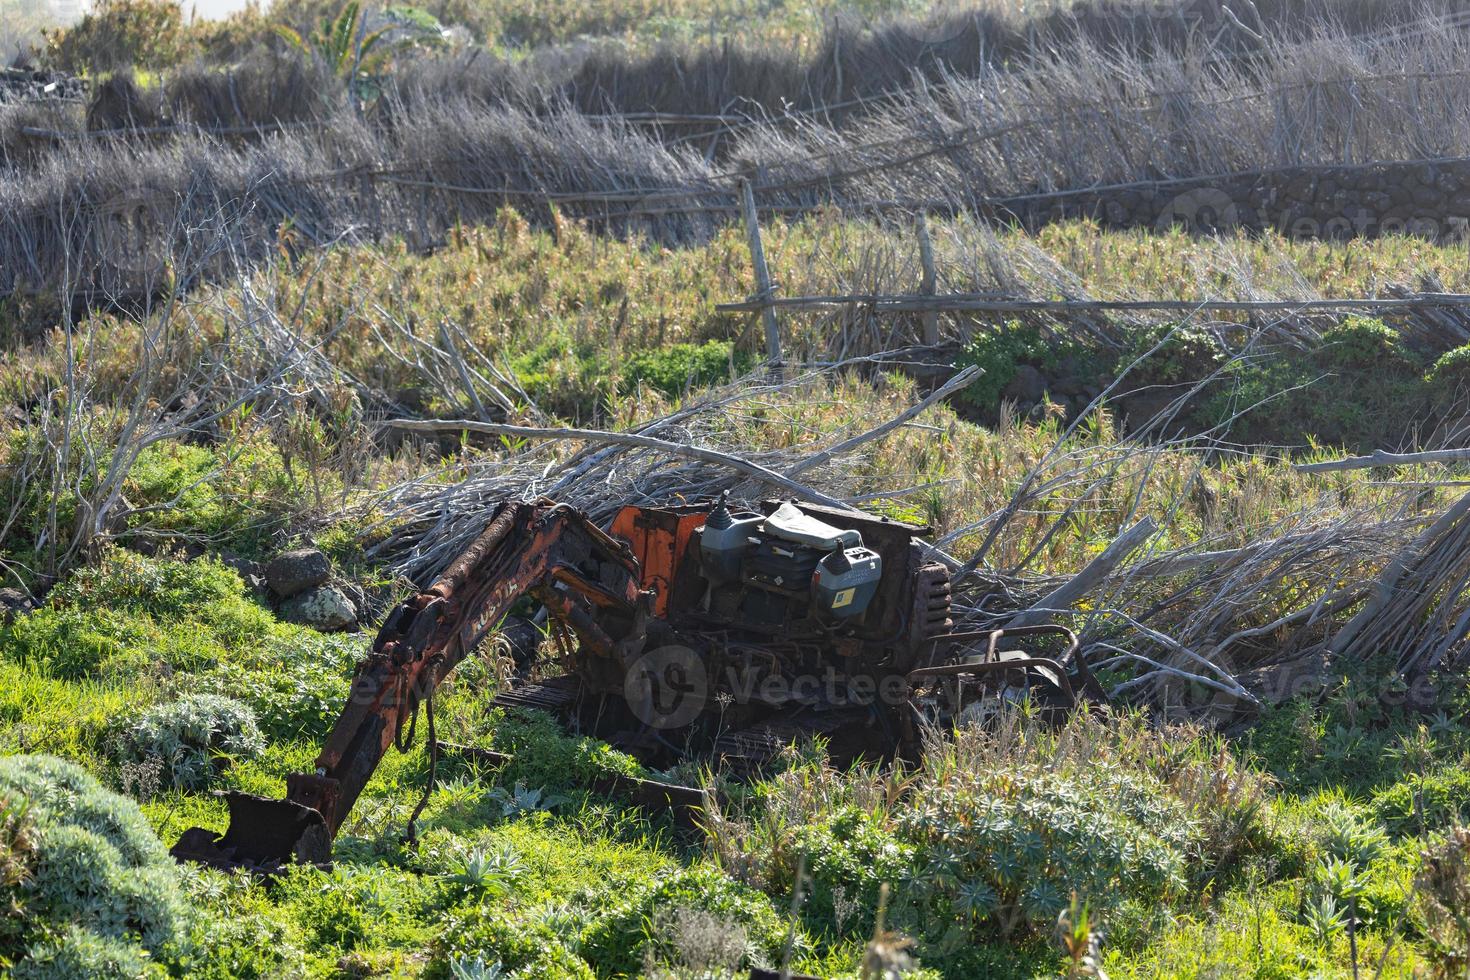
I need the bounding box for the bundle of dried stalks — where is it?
[12,8,1470,301]
[356,362,977,578]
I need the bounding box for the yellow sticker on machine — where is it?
[831,588,855,609]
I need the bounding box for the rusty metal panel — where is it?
[609,505,706,618]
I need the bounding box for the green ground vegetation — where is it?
[3,210,1470,975]
[0,375,1469,975]
[2,549,1468,976]
[34,0,932,74]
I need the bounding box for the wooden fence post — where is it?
[916,212,940,346]
[739,177,782,364]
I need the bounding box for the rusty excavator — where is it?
[173,495,1102,872]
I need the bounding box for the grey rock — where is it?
[1284,175,1316,202]
[1363,191,1392,213]
[280,585,358,632]
[0,588,33,623]
[1002,364,1047,405]
[340,581,371,620]
[220,554,263,578]
[1413,186,1442,208]
[265,548,332,598]
[1053,375,1088,397]
[219,554,270,597]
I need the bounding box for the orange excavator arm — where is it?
[173,500,648,872]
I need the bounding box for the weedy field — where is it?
[5,0,1470,978]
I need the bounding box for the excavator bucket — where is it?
[171,792,332,874]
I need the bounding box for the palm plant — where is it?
[274,2,390,80]
[281,4,448,74]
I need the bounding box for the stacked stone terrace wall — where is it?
[998,159,1470,243]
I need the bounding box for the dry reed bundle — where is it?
[12,5,1470,304]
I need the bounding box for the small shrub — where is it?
[0,794,32,876]
[621,340,753,399]
[0,795,35,950]
[579,864,789,977]
[490,710,644,790]
[1162,744,1273,875]
[1128,322,1226,386]
[650,905,754,977]
[174,867,309,979]
[1429,345,1470,393]
[50,549,244,623]
[1314,801,1389,867]
[445,844,524,896]
[196,632,357,741]
[432,905,593,979]
[121,436,304,556]
[899,766,1192,938]
[956,322,1056,409]
[0,755,188,973]
[1316,317,1416,372]
[509,339,614,420]
[1374,767,1470,834]
[791,807,913,939]
[270,864,434,954]
[43,0,189,73]
[14,924,167,980]
[1416,826,1470,977]
[119,693,264,790]
[2,604,156,681]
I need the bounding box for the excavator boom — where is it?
[172,494,1095,875]
[173,501,645,873]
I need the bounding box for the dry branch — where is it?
[1296,449,1470,474]
[385,418,853,510]
[1008,518,1158,629]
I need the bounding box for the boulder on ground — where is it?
[1002,364,1047,404]
[280,585,358,632]
[219,554,269,598]
[0,587,33,622]
[265,548,331,598]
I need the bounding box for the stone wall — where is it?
[0,69,87,105]
[996,159,1470,243]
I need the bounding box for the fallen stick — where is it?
[1296,449,1470,474]
[716,293,1470,316]
[1008,518,1158,629]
